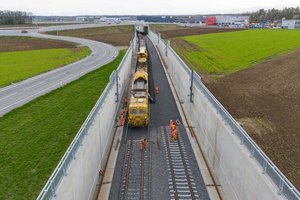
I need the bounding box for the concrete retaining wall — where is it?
[148,31,293,200]
[55,47,133,200]
[37,38,136,200]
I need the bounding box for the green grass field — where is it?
[173,29,300,75]
[0,50,125,199]
[0,47,90,87]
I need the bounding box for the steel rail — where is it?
[176,129,196,200]
[121,140,134,200]
[163,126,179,200]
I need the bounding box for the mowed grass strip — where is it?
[0,50,125,200]
[175,29,300,75]
[0,47,90,87]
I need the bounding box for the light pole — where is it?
[35,22,39,33]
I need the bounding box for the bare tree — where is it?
[248,7,300,23]
[0,10,33,25]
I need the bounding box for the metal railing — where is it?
[36,42,133,200]
[149,30,300,200]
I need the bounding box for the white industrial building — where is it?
[216,15,249,26]
[75,17,86,22]
[282,19,300,29]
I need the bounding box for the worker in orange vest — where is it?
[171,128,177,142]
[171,123,176,138]
[170,120,176,131]
[172,127,176,135]
[170,120,174,128]
[119,113,124,126]
[140,138,147,151]
[155,84,159,94]
[172,123,176,130]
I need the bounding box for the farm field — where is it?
[0,36,78,52]
[0,50,126,199]
[206,49,300,189]
[152,28,300,189]
[150,24,187,32]
[0,36,90,87]
[172,29,300,77]
[45,25,134,46]
[150,24,242,39]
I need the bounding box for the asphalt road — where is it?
[0,25,119,116]
[0,22,134,30]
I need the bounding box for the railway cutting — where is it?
[108,26,209,200]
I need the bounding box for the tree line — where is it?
[0,11,33,25]
[248,7,300,23]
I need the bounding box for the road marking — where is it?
[0,83,21,93]
[0,84,58,113]
[23,81,48,91]
[0,92,17,101]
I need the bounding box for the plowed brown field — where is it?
[206,50,300,189]
[45,25,134,46]
[0,36,77,52]
[150,24,243,39]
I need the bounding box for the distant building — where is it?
[137,16,176,23]
[137,15,202,23]
[205,15,249,27]
[282,19,300,29]
[75,16,95,22]
[216,15,249,26]
[206,16,216,25]
[76,17,86,22]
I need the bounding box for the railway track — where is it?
[120,139,149,200]
[119,36,153,199]
[161,126,200,200]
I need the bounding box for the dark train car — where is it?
[136,25,148,35]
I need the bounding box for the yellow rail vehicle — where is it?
[137,47,147,67]
[128,71,149,127]
[138,39,147,66]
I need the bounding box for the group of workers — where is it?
[170,120,177,142]
[140,119,179,151]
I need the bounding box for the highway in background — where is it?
[0,25,120,116]
[0,22,134,32]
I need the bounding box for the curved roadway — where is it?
[0,26,119,116]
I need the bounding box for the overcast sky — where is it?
[2,0,300,16]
